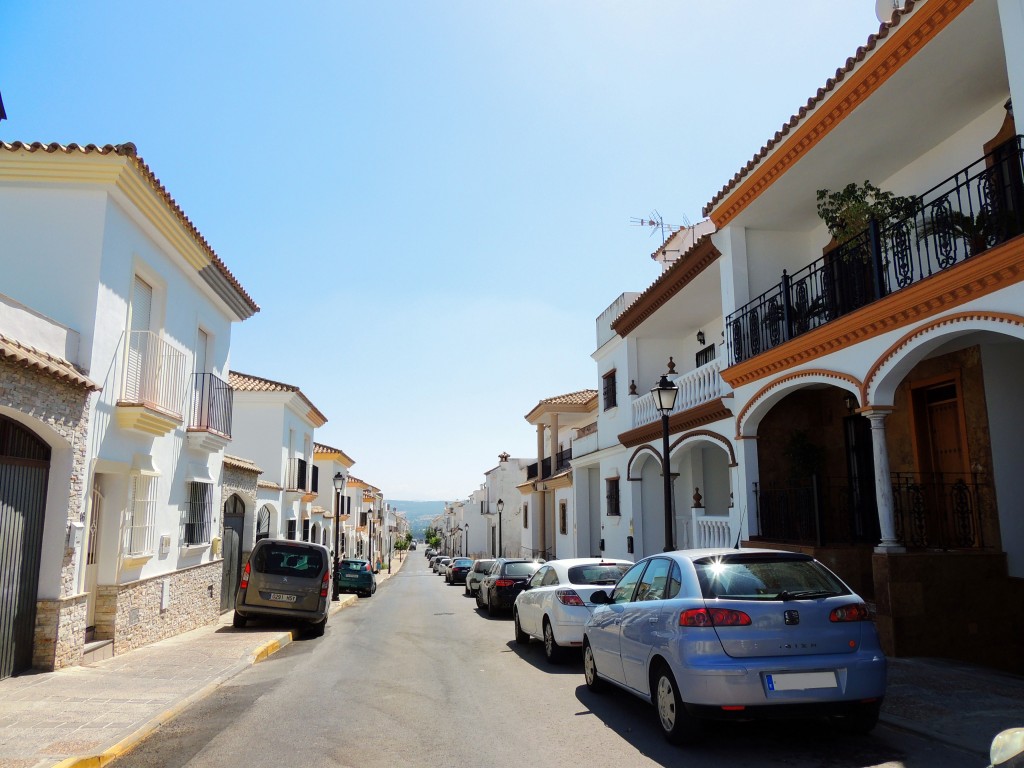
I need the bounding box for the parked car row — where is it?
[434,545,889,746]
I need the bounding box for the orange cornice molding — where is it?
[721,235,1024,388]
[669,429,737,467]
[736,369,863,439]
[709,0,970,229]
[618,398,733,448]
[612,236,721,337]
[864,310,1024,401]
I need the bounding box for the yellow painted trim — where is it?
[114,404,180,436]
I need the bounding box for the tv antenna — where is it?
[631,210,689,244]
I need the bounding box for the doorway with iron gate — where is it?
[220,494,245,612]
[0,415,51,679]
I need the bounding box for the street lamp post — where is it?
[496,498,504,557]
[464,522,469,557]
[368,512,374,572]
[652,363,679,552]
[332,472,347,600]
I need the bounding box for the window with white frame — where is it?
[184,482,213,545]
[606,478,621,516]
[126,474,157,556]
[287,519,297,540]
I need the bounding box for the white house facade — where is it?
[0,141,258,677]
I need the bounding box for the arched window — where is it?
[256,505,272,541]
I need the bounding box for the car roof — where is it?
[656,547,815,563]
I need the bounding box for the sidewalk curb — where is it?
[879,713,987,759]
[51,592,366,768]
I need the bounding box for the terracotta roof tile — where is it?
[229,370,328,426]
[257,479,282,490]
[222,454,262,474]
[702,3,912,217]
[0,332,99,391]
[0,141,259,317]
[539,390,598,407]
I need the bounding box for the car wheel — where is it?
[371,582,376,595]
[834,701,881,735]
[358,589,369,598]
[514,611,530,645]
[464,584,470,596]
[543,619,565,664]
[653,663,701,745]
[583,639,605,693]
[308,618,327,638]
[486,593,498,617]
[232,611,247,629]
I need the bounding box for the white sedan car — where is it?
[513,558,633,663]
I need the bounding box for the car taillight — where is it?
[830,603,870,622]
[680,607,752,627]
[556,589,585,607]
[320,570,331,598]
[240,561,251,590]
[495,579,514,587]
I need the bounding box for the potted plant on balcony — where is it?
[816,180,918,258]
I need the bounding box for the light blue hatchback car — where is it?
[582,548,887,744]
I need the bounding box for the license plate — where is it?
[344,573,358,579]
[765,671,837,691]
[270,593,297,603]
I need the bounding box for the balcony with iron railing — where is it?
[187,372,233,452]
[726,138,1024,366]
[116,330,189,436]
[631,355,729,430]
[285,457,309,493]
[525,447,573,481]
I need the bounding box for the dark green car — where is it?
[335,558,377,598]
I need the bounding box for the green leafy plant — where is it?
[921,208,1006,256]
[816,181,918,246]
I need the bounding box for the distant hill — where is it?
[389,500,447,539]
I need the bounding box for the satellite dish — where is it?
[875,0,905,24]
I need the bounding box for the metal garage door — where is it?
[0,416,51,679]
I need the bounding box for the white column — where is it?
[997,0,1024,120]
[864,408,905,553]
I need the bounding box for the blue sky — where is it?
[1,2,880,501]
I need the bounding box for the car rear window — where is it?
[453,559,473,567]
[694,554,849,600]
[253,544,324,577]
[340,560,368,572]
[504,562,541,578]
[567,563,631,586]
[473,560,495,572]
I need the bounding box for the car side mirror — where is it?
[590,590,611,605]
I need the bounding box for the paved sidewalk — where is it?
[0,552,1020,767]
[0,556,405,768]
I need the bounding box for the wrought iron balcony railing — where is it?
[727,137,1024,365]
[525,448,572,481]
[753,472,987,550]
[189,372,233,437]
[286,457,309,492]
[121,330,189,418]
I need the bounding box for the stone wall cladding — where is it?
[222,461,259,556]
[1,356,92,671]
[100,560,223,656]
[32,594,88,670]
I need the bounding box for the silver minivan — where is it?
[233,538,331,637]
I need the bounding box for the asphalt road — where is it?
[108,554,979,768]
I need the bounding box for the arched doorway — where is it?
[220,494,245,612]
[0,415,51,679]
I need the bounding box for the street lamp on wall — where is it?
[652,364,679,552]
[496,498,504,557]
[332,472,347,600]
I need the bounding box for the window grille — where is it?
[287,519,297,540]
[603,370,617,410]
[302,518,311,541]
[183,482,213,545]
[126,474,157,556]
[523,503,529,528]
[606,478,621,516]
[559,501,568,535]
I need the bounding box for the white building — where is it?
[0,141,257,677]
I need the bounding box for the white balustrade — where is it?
[631,357,728,429]
[692,514,733,549]
[123,330,189,418]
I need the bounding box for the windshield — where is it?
[694,554,849,600]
